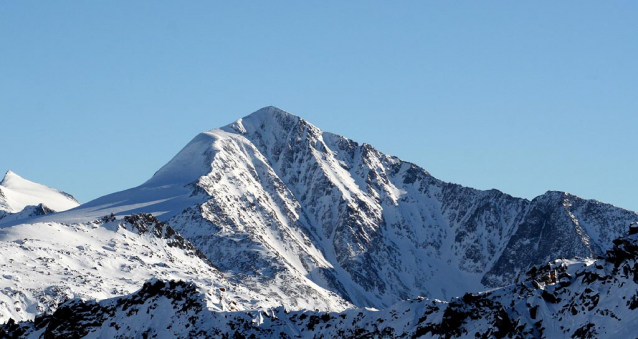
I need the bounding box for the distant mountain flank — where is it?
[0,171,79,225]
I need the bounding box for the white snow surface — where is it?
[1,134,217,227]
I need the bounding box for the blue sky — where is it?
[1,1,637,211]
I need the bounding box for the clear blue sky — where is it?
[1,1,637,211]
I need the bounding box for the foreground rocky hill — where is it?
[5,223,638,338]
[0,213,293,324]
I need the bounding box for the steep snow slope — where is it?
[12,107,638,310]
[8,225,638,339]
[0,171,79,224]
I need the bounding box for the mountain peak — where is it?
[147,107,302,188]
[222,106,306,135]
[1,170,27,187]
[244,106,290,120]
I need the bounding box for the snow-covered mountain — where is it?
[0,171,79,225]
[1,106,637,338]
[10,107,637,312]
[6,223,638,338]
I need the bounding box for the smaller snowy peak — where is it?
[0,170,79,214]
[0,170,20,186]
[537,190,591,202]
